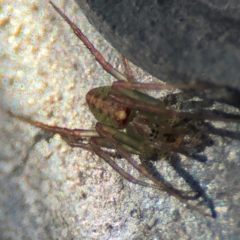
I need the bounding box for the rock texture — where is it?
[75,0,240,90]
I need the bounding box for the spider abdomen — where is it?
[86,86,132,129]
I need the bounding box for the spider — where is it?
[8,1,240,218]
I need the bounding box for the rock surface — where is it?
[75,0,240,90]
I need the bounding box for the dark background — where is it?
[75,0,240,90]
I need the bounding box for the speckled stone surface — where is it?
[1,1,240,239]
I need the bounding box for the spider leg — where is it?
[121,56,137,83]
[49,1,127,82]
[8,110,99,138]
[109,86,240,123]
[63,139,94,152]
[113,80,218,91]
[91,140,162,190]
[66,136,133,158]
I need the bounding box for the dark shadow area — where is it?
[188,83,240,109]
[141,155,216,218]
[167,82,240,110]
[168,154,217,219]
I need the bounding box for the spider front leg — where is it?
[7,110,99,153]
[50,1,130,82]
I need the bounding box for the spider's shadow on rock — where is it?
[163,89,240,140]
[141,154,217,218]
[168,155,217,218]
